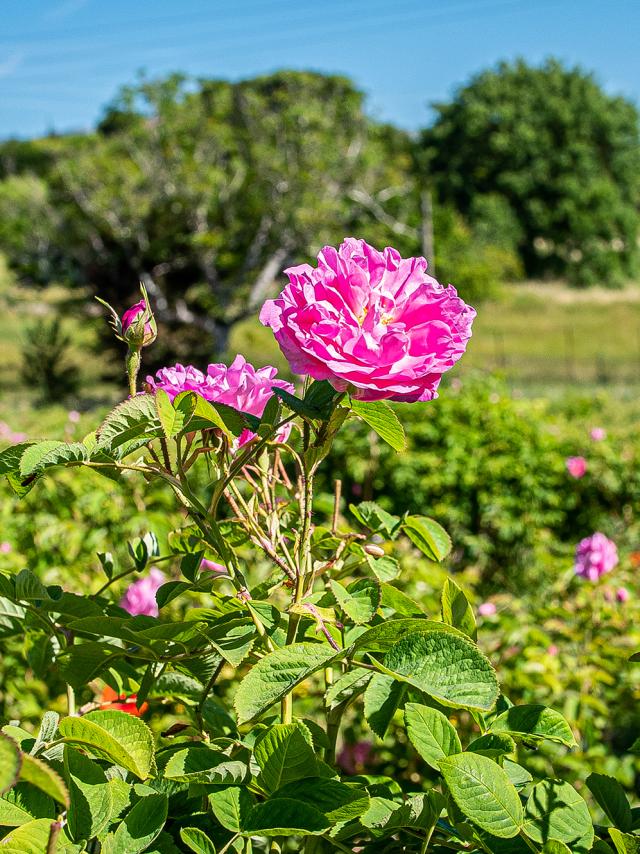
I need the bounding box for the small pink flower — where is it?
[566,456,587,478]
[590,427,606,441]
[68,410,81,423]
[478,602,497,617]
[260,238,475,402]
[147,355,295,446]
[616,586,630,603]
[121,299,156,347]
[574,532,618,581]
[337,740,373,775]
[547,644,559,656]
[119,568,165,617]
[0,542,11,554]
[10,432,27,443]
[201,558,227,574]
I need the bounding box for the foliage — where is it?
[20,317,81,404]
[1,331,634,851]
[425,58,640,286]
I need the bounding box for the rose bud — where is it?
[121,298,157,348]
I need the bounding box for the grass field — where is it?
[2,259,640,439]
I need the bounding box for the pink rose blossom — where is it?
[121,299,156,346]
[616,586,630,603]
[259,238,475,402]
[574,532,618,581]
[547,644,559,656]
[0,542,11,554]
[337,740,374,775]
[119,568,165,617]
[566,456,587,478]
[590,427,606,441]
[478,602,497,617]
[147,355,295,446]
[201,558,227,574]
[10,432,27,443]
[68,410,81,423]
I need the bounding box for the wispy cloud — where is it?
[0,51,25,79]
[44,0,90,22]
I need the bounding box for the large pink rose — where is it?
[259,238,476,402]
[147,355,294,446]
[119,568,166,617]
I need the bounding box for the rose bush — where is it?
[0,242,636,853]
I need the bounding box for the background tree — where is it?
[423,59,640,285]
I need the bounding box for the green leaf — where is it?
[156,390,196,439]
[163,745,247,784]
[364,673,406,738]
[241,799,329,836]
[405,702,461,769]
[609,829,640,854]
[97,394,161,450]
[379,581,425,615]
[0,442,33,475]
[234,642,342,724]
[14,569,50,601]
[468,732,516,758]
[273,778,370,823]
[19,441,88,477]
[349,501,402,538]
[402,515,452,561]
[101,793,168,854]
[31,712,60,756]
[439,752,523,838]
[64,746,112,842]
[380,630,499,711]
[503,759,533,789]
[369,556,401,582]
[19,754,69,807]
[350,398,406,450]
[208,786,255,832]
[185,395,247,438]
[524,780,594,852]
[253,722,318,793]
[350,617,464,656]
[0,732,21,794]
[587,773,632,832]
[58,710,155,780]
[330,578,381,625]
[542,842,573,853]
[180,827,217,854]
[0,818,59,854]
[441,577,477,639]
[324,668,372,711]
[490,705,577,748]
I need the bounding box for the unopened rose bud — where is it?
[364,543,385,557]
[121,299,157,348]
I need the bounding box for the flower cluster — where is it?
[260,238,476,402]
[574,532,618,581]
[147,355,295,446]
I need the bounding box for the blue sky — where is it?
[1,0,639,139]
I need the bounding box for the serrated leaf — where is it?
[274,777,370,823]
[609,829,640,854]
[19,441,88,477]
[19,754,69,807]
[0,785,53,827]
[380,630,499,711]
[97,394,161,451]
[180,827,217,854]
[163,745,247,784]
[369,556,401,582]
[524,780,594,852]
[0,733,21,794]
[31,712,60,756]
[490,705,576,748]
[234,642,342,724]
[350,399,406,451]
[208,786,255,832]
[349,617,463,656]
[0,818,59,854]
[64,745,112,841]
[155,390,196,439]
[241,798,329,836]
[441,577,477,639]
[379,582,424,616]
[101,792,167,854]
[325,668,372,711]
[0,442,33,475]
[186,395,247,438]
[439,752,523,838]
[253,722,318,793]
[58,710,155,780]
[405,702,461,769]
[349,501,402,537]
[402,515,452,561]
[364,673,406,738]
[468,732,516,758]
[503,759,533,789]
[587,774,632,832]
[542,842,573,853]
[330,577,381,625]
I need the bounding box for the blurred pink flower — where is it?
[260,238,475,402]
[10,432,27,443]
[478,602,497,617]
[0,542,11,554]
[337,740,373,775]
[590,427,606,441]
[547,644,559,656]
[566,456,587,478]
[147,355,294,446]
[574,532,618,581]
[616,587,630,603]
[201,558,227,574]
[119,568,165,617]
[68,410,81,423]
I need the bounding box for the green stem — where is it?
[195,659,224,735]
[125,347,142,397]
[519,831,539,852]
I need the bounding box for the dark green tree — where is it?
[424,59,640,285]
